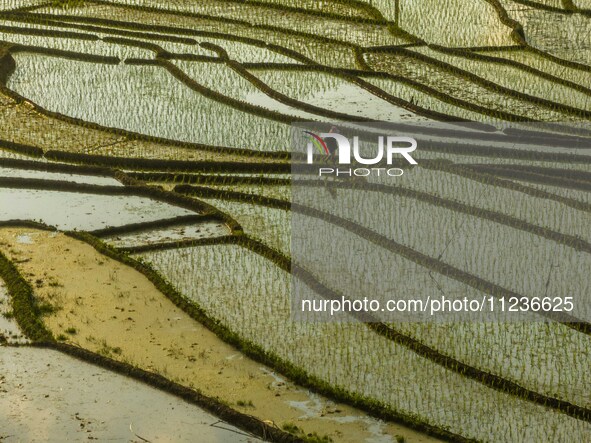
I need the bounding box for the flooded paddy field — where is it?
[0,0,590,442]
[0,346,262,442]
[0,227,434,443]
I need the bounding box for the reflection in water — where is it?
[253,69,424,121]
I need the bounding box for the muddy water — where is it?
[0,188,193,230]
[0,228,442,443]
[0,280,28,344]
[0,346,261,442]
[0,166,122,186]
[104,220,231,248]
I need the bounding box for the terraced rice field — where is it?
[0,0,589,442]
